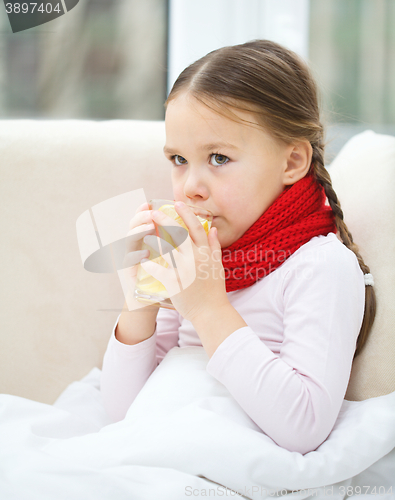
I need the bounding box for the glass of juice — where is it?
[134,199,213,309]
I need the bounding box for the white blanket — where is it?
[1,346,394,499]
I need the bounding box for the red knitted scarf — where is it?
[222,171,337,292]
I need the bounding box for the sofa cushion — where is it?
[0,119,172,403]
[328,131,395,401]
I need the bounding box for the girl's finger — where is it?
[173,202,208,248]
[125,223,155,254]
[127,223,155,238]
[140,259,181,296]
[135,202,150,214]
[143,234,176,259]
[122,249,150,269]
[151,209,184,229]
[150,210,189,248]
[129,210,153,231]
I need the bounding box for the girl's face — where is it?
[164,93,295,248]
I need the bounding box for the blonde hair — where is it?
[165,39,376,358]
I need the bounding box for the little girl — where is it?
[100,40,376,455]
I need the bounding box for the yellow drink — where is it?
[134,200,212,309]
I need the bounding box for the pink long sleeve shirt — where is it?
[100,232,366,454]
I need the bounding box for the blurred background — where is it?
[0,0,394,161]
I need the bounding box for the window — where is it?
[309,0,395,161]
[0,0,169,119]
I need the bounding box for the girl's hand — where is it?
[120,202,157,312]
[140,202,230,323]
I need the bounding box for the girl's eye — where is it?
[210,154,229,166]
[173,155,188,165]
[171,153,229,166]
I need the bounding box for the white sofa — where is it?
[0,119,394,406]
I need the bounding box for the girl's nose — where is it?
[183,168,209,201]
